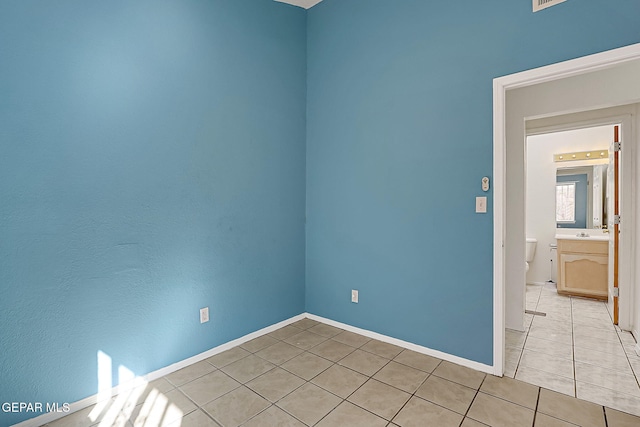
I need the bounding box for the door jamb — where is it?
[492,43,640,376]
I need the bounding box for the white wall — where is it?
[526,126,611,285]
[504,58,640,331]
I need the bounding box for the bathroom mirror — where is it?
[556,165,608,229]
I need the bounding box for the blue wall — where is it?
[557,174,588,229]
[0,1,306,425]
[305,0,640,364]
[3,0,640,425]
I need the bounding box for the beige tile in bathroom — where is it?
[530,316,572,333]
[519,349,574,379]
[574,362,640,397]
[573,345,634,371]
[515,365,575,396]
[573,335,627,357]
[524,335,573,360]
[616,330,637,346]
[505,329,527,349]
[504,362,517,379]
[572,315,615,331]
[505,346,523,367]
[573,324,621,344]
[528,325,573,345]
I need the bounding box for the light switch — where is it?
[476,197,487,213]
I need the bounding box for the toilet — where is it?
[526,238,537,272]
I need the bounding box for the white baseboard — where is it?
[10,313,306,427]
[305,313,495,375]
[13,312,495,427]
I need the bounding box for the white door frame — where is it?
[492,43,640,376]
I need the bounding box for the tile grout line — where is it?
[531,386,541,427]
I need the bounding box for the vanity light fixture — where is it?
[554,150,608,162]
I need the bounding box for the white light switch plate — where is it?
[200,307,209,323]
[351,290,358,303]
[476,197,487,213]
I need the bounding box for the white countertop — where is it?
[555,234,609,241]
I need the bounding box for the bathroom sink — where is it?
[554,233,609,241]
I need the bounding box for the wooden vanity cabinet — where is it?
[557,239,608,300]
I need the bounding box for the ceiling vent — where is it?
[533,0,567,12]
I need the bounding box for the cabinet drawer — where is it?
[558,240,608,255]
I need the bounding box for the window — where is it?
[556,182,576,223]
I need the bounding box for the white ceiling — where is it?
[274,0,324,9]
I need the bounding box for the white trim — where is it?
[493,42,640,378]
[493,77,506,377]
[10,314,306,427]
[305,314,495,375]
[12,311,496,427]
[635,342,640,357]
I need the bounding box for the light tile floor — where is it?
[46,316,640,427]
[505,282,640,417]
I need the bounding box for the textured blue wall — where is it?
[305,0,640,364]
[0,1,306,425]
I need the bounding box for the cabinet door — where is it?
[559,253,608,299]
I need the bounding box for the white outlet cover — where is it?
[200,307,209,323]
[351,290,359,303]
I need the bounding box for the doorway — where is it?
[493,43,640,413]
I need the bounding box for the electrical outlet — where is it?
[351,290,359,303]
[200,307,209,324]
